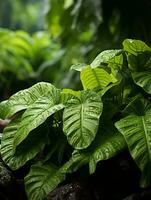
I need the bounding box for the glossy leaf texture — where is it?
[73,127,126,174]
[14,87,64,149]
[115,107,151,187]
[0,82,55,119]
[132,72,151,94]
[25,163,60,200]
[61,89,81,100]
[63,90,103,149]
[90,50,122,67]
[25,155,86,200]
[80,66,117,90]
[1,117,48,170]
[123,39,151,56]
[123,39,151,71]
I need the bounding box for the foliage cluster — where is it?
[46,0,151,55]
[0,28,66,100]
[0,0,44,32]
[0,39,151,200]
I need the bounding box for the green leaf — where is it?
[0,29,34,79]
[63,90,103,149]
[74,128,126,174]
[123,39,151,56]
[0,82,55,119]
[91,50,122,67]
[132,71,151,94]
[25,155,85,200]
[61,89,81,100]
[25,163,63,200]
[1,118,48,170]
[123,95,146,115]
[123,40,151,72]
[80,66,117,90]
[108,54,123,74]
[115,108,151,187]
[70,63,87,71]
[126,53,151,72]
[0,101,8,120]
[14,88,64,149]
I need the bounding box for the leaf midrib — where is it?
[92,69,101,88]
[80,103,84,143]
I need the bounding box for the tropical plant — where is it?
[45,0,151,91]
[46,0,151,58]
[0,28,64,100]
[0,39,151,200]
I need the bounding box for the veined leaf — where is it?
[25,163,60,200]
[91,50,122,67]
[63,90,103,149]
[1,118,48,170]
[0,82,55,119]
[108,54,123,74]
[80,66,117,90]
[61,88,81,100]
[14,88,64,149]
[115,108,151,187]
[123,39,151,56]
[123,95,146,115]
[132,71,151,94]
[73,128,126,174]
[88,132,120,167]
[25,155,86,200]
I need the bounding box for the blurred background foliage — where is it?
[0,0,151,99]
[0,0,45,32]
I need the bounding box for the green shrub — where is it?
[0,39,151,200]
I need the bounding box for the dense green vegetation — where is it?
[0,0,151,199]
[0,39,151,199]
[0,28,67,100]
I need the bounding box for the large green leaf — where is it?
[25,155,86,200]
[132,71,151,94]
[80,66,117,90]
[63,90,103,149]
[115,108,151,187]
[0,82,55,119]
[14,88,64,149]
[74,127,126,174]
[1,118,48,170]
[25,163,60,200]
[123,39,151,56]
[123,39,151,72]
[90,50,122,67]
